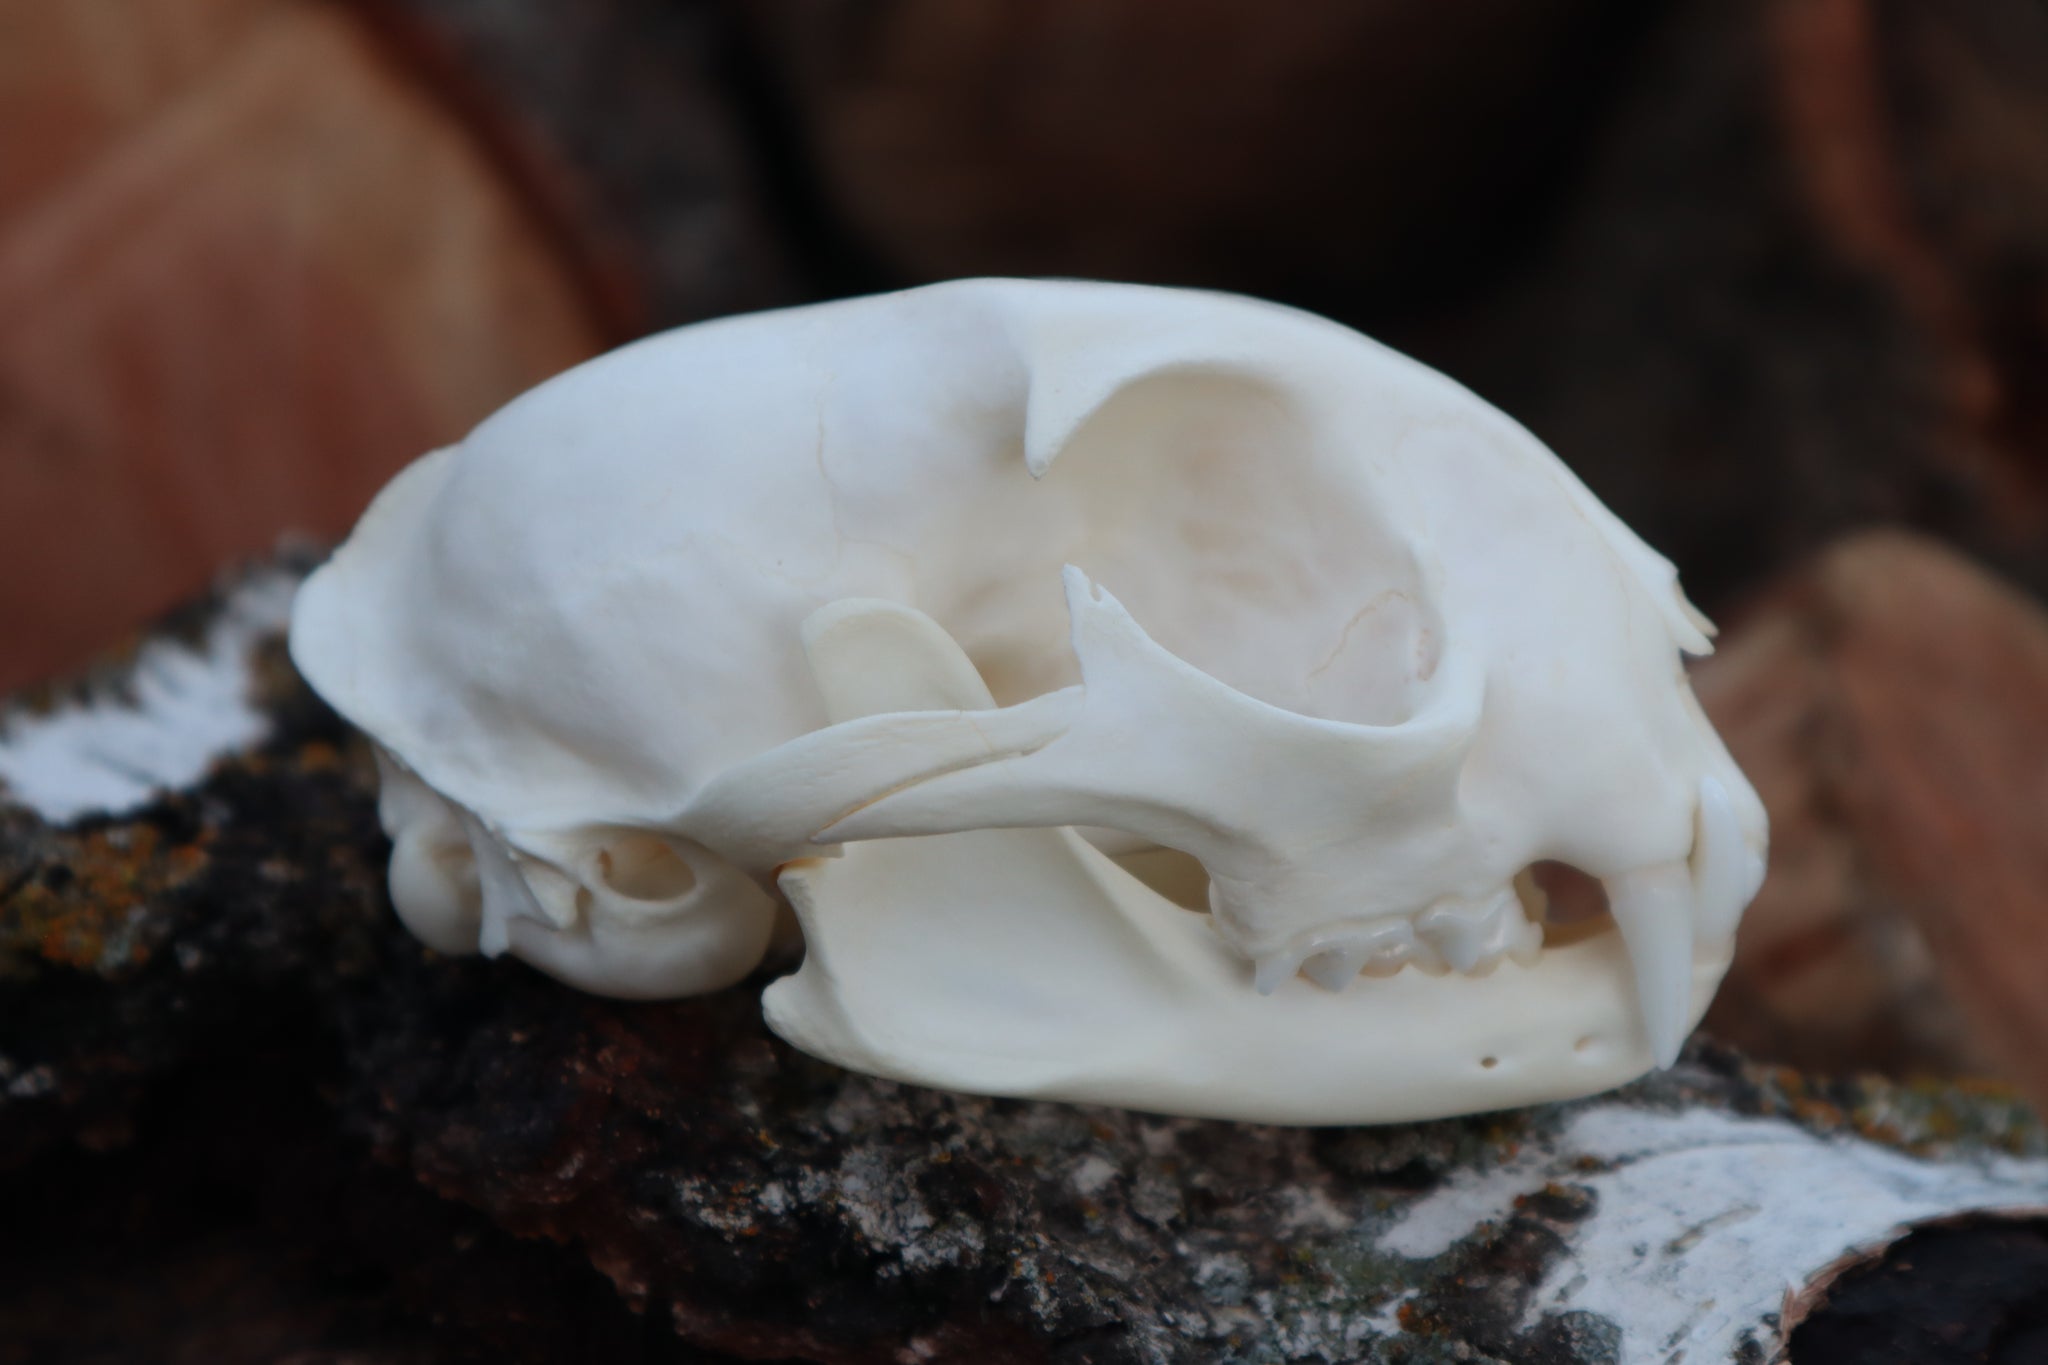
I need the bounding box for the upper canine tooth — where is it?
[1603,862,1695,1069]
[1692,775,1766,947]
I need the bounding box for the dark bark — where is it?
[2,568,2042,1363]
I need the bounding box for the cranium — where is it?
[289,279,1767,1124]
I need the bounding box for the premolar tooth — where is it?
[1405,934,1451,977]
[1505,915,1544,968]
[1303,919,1417,990]
[1416,889,1522,975]
[1257,893,1545,993]
[1253,948,1308,996]
[1692,775,1766,947]
[1603,863,1695,1069]
[1359,954,1409,979]
[1414,898,1479,972]
[1302,943,1373,992]
[1262,919,1421,993]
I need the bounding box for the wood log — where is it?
[0,0,620,694]
[726,0,2048,626]
[1700,530,2048,1110]
[732,0,1643,304]
[1397,0,2048,618]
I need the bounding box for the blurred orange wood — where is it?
[1701,530,2048,1103]
[0,0,611,691]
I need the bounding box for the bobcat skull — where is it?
[289,279,1766,1124]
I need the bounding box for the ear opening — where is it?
[593,830,699,902]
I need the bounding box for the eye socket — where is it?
[596,831,698,902]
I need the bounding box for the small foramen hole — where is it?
[1480,1056,1499,1070]
[1574,1035,1596,1054]
[596,832,698,901]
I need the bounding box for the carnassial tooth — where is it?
[1359,951,1411,979]
[1692,775,1766,947]
[1603,862,1695,1069]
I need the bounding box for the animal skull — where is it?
[289,279,1767,1124]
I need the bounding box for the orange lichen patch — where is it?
[296,740,343,771]
[1707,1040,2046,1159]
[1790,1096,1848,1129]
[1512,1182,1581,1214]
[0,0,612,694]
[1,819,212,975]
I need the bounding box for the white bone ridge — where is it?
[288,278,1768,1124]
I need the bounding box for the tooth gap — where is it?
[1520,861,1615,947]
[596,832,698,901]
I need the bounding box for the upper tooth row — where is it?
[1253,889,1542,995]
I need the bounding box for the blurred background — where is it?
[4,0,2048,1104]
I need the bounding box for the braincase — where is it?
[298,289,1046,817]
[295,279,1560,825]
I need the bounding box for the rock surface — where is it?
[3,564,2046,1365]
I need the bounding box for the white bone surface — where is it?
[289,278,1767,1123]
